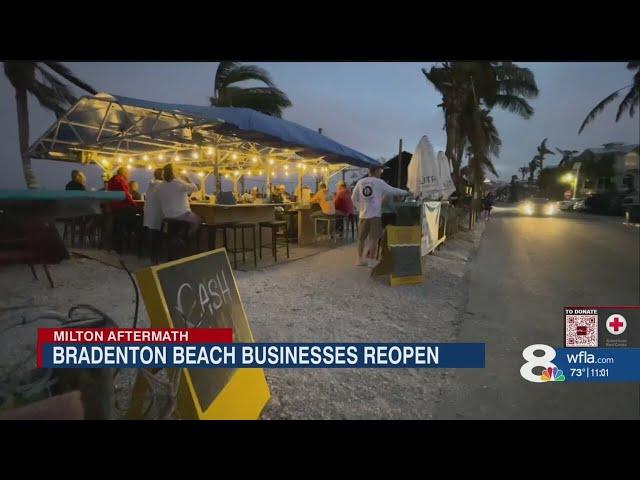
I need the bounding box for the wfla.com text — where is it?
[565,351,614,364]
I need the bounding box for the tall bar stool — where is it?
[259,220,290,262]
[314,215,337,243]
[203,221,236,251]
[229,222,257,269]
[161,218,192,261]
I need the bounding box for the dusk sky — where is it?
[1,62,638,190]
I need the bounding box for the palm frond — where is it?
[41,61,97,94]
[492,94,534,118]
[578,87,627,133]
[221,65,275,88]
[616,84,639,120]
[36,65,77,106]
[217,86,292,117]
[214,61,239,94]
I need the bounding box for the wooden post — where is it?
[397,138,403,188]
[214,150,221,194]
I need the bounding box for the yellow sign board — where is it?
[133,248,270,420]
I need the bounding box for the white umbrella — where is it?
[407,135,442,199]
[437,151,455,198]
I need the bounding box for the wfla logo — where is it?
[520,344,565,383]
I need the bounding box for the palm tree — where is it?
[534,138,554,171]
[423,62,538,194]
[210,61,292,117]
[528,157,538,183]
[556,148,579,167]
[579,62,640,133]
[3,61,96,188]
[519,166,529,181]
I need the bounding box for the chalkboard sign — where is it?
[135,248,270,419]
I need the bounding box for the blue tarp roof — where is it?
[113,95,379,169]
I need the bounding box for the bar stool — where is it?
[282,210,298,242]
[229,222,257,269]
[314,215,337,243]
[162,218,192,261]
[203,221,236,251]
[259,220,290,262]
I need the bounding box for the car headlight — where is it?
[521,202,534,215]
[545,203,556,215]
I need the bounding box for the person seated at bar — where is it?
[310,182,333,215]
[143,167,164,263]
[107,167,136,210]
[250,186,259,200]
[129,180,142,201]
[65,170,86,191]
[279,185,291,203]
[155,163,201,236]
[106,167,138,253]
[334,181,354,216]
[270,184,284,203]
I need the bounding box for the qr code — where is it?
[565,315,598,347]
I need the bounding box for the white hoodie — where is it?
[351,176,408,219]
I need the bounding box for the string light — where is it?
[284,164,289,170]
[174,154,180,162]
[232,153,238,160]
[268,158,274,165]
[146,165,153,171]
[128,157,133,164]
[101,159,109,167]
[234,170,240,177]
[251,156,258,163]
[158,153,164,161]
[301,164,307,171]
[117,156,123,164]
[313,168,318,174]
[181,169,187,174]
[224,173,230,179]
[207,147,214,155]
[297,162,303,169]
[284,171,289,177]
[143,154,149,161]
[271,171,277,178]
[126,165,133,170]
[197,171,204,178]
[258,170,263,176]
[192,151,199,159]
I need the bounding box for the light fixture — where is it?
[284,171,289,177]
[232,153,238,160]
[101,159,109,167]
[258,170,263,176]
[181,169,187,174]
[143,154,149,161]
[207,147,214,155]
[174,154,180,162]
[313,168,318,174]
[198,171,204,178]
[126,165,133,170]
[301,164,307,171]
[268,158,274,165]
[297,162,303,169]
[271,171,277,178]
[117,156,123,164]
[252,156,258,163]
[245,170,251,176]
[192,151,199,159]
[146,165,153,171]
[128,157,133,164]
[158,153,164,161]
[234,170,240,176]
[224,173,230,179]
[284,164,289,170]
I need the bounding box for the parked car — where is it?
[558,199,581,211]
[573,198,588,211]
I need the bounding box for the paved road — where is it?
[436,206,640,419]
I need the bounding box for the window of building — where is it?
[597,177,611,190]
[622,174,634,191]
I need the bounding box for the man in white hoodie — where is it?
[351,165,409,266]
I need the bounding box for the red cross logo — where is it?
[606,314,627,335]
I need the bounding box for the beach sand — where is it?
[0,221,485,419]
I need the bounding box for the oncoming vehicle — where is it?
[518,197,557,216]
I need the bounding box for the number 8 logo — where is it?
[520,344,557,383]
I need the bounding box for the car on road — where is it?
[518,197,557,216]
[558,199,580,211]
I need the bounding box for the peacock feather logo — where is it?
[540,366,565,382]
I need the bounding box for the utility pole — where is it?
[397,138,403,188]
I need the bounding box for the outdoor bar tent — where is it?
[27,93,379,193]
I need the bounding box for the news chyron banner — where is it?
[36,249,486,420]
[520,306,640,383]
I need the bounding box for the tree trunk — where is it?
[15,87,37,189]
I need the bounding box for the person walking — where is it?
[351,165,409,266]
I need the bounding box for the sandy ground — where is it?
[0,221,485,419]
